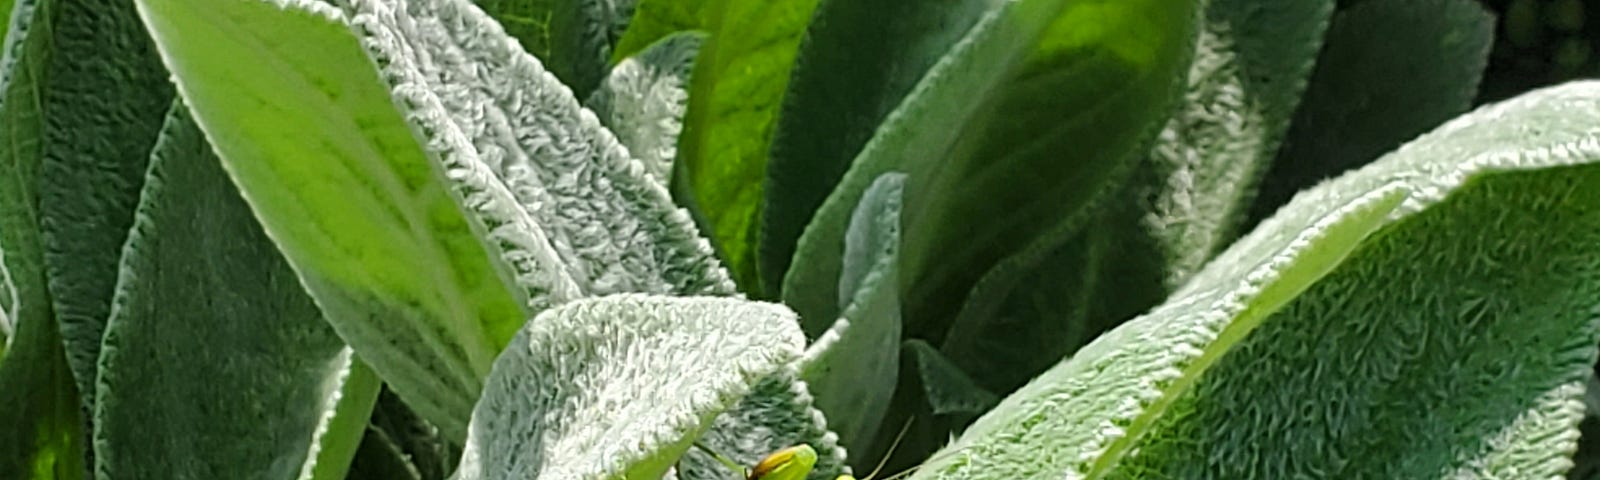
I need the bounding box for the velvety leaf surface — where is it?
[0,2,87,477]
[345,0,734,304]
[587,31,703,184]
[1249,0,1493,226]
[94,104,380,480]
[937,0,1337,395]
[757,0,989,293]
[783,0,1196,338]
[36,0,175,414]
[453,295,814,480]
[670,0,826,294]
[908,81,1600,479]
[132,0,522,439]
[474,0,635,95]
[799,173,905,452]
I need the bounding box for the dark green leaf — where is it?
[1249,0,1493,226]
[757,0,989,294]
[0,1,87,477]
[937,0,1337,395]
[94,103,380,480]
[783,0,1198,343]
[37,0,175,414]
[905,340,997,420]
[897,0,1198,339]
[474,0,635,95]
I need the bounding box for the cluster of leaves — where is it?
[2,0,1600,479]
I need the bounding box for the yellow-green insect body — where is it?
[746,445,819,480]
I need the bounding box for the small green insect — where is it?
[693,420,920,480]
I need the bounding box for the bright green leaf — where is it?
[909,81,1600,479]
[800,173,905,452]
[36,0,175,414]
[131,0,523,439]
[610,0,708,64]
[671,0,827,294]
[93,104,380,480]
[587,31,704,184]
[757,0,989,294]
[453,295,809,479]
[1250,0,1493,225]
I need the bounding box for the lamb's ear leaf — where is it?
[475,0,636,95]
[587,31,705,184]
[783,0,1198,341]
[757,0,990,294]
[937,0,1338,396]
[667,0,832,295]
[0,2,88,477]
[453,295,819,480]
[93,103,380,480]
[131,0,524,439]
[800,173,906,453]
[343,0,735,304]
[37,0,176,416]
[909,81,1600,479]
[1249,0,1493,225]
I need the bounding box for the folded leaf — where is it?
[669,0,827,294]
[0,1,88,477]
[909,81,1600,479]
[757,0,988,293]
[132,0,523,438]
[937,0,1337,395]
[783,0,1197,340]
[800,173,905,452]
[475,0,636,95]
[36,0,175,415]
[453,295,808,480]
[587,31,704,184]
[1249,0,1493,226]
[896,0,1197,339]
[94,104,380,480]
